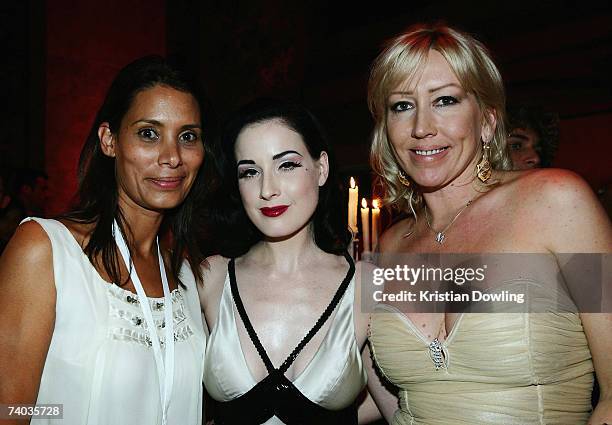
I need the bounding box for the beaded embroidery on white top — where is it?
[107,285,195,347]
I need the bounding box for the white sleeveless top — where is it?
[203,268,367,425]
[24,218,206,425]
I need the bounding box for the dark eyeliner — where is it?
[279,161,302,170]
[391,99,416,114]
[238,168,256,179]
[436,96,459,106]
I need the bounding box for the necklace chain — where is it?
[424,198,475,244]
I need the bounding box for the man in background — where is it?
[506,104,559,170]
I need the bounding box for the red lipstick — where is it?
[260,205,289,217]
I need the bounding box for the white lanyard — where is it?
[113,220,175,425]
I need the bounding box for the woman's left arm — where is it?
[583,313,612,424]
[535,170,612,424]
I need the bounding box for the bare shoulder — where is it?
[0,221,56,404]
[500,168,594,202]
[1,220,53,270]
[502,169,611,252]
[198,255,230,324]
[378,215,414,253]
[0,220,56,318]
[490,168,602,215]
[201,255,230,287]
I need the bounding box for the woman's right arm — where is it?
[0,221,56,417]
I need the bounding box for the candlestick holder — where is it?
[352,237,360,261]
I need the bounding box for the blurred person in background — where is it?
[506,103,559,170]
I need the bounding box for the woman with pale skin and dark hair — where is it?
[0,56,211,424]
[364,24,612,424]
[199,99,375,424]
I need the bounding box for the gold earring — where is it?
[398,170,411,187]
[476,141,492,182]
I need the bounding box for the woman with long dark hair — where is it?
[199,99,372,424]
[0,56,212,425]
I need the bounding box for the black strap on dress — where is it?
[211,251,357,425]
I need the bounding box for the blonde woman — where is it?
[365,24,612,424]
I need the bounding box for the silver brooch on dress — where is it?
[429,338,445,370]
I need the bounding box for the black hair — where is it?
[209,98,350,258]
[507,103,559,167]
[62,55,216,286]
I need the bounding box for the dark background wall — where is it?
[2,0,611,214]
[189,0,612,191]
[0,2,44,173]
[44,0,166,214]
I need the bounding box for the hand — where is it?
[588,398,612,425]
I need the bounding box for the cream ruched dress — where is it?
[369,307,594,425]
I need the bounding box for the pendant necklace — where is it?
[424,197,476,244]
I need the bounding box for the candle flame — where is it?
[372,199,380,209]
[361,198,368,208]
[350,177,356,189]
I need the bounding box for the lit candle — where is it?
[348,177,358,234]
[371,199,380,251]
[361,198,370,252]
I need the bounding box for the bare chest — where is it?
[232,271,345,382]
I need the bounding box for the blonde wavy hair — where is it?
[368,23,511,216]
